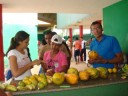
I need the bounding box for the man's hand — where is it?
[88,56,108,64]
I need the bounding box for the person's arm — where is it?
[39,48,44,60]
[61,65,68,73]
[104,52,124,64]
[9,56,41,77]
[41,61,48,72]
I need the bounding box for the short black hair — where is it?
[90,21,103,29]
[45,30,52,35]
[76,37,78,40]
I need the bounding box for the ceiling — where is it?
[0,0,121,30]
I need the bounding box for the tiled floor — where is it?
[70,49,91,71]
[31,49,91,74]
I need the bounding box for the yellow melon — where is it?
[65,74,79,85]
[52,72,65,85]
[79,71,90,81]
[88,51,98,60]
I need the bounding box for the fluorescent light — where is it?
[38,20,50,25]
[3,13,38,25]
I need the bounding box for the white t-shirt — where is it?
[7,49,32,80]
[81,40,86,49]
[66,40,71,49]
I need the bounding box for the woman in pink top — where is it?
[42,34,68,76]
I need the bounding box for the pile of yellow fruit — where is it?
[17,73,48,91]
[108,68,118,74]
[0,67,119,92]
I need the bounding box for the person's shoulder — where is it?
[44,50,51,54]
[8,49,17,54]
[58,51,66,56]
[43,44,50,48]
[104,35,117,40]
[41,44,51,51]
[7,49,17,57]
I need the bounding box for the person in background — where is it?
[6,31,42,80]
[80,37,86,62]
[41,34,68,76]
[66,36,72,51]
[73,37,81,64]
[38,38,47,54]
[88,21,123,68]
[39,31,53,60]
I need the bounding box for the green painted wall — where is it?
[103,0,128,54]
[15,82,128,96]
[3,24,38,68]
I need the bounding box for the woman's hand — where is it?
[32,59,42,66]
[46,69,54,76]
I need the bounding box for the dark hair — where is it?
[67,36,70,39]
[45,30,52,36]
[42,39,47,45]
[90,21,103,29]
[51,32,57,36]
[6,31,29,56]
[76,37,78,40]
[62,41,71,69]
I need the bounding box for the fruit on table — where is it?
[39,73,47,79]
[46,76,53,84]
[29,78,38,86]
[108,68,113,74]
[96,67,108,78]
[17,86,26,91]
[0,83,6,90]
[5,84,17,92]
[122,64,128,73]
[88,51,98,60]
[37,77,48,86]
[18,81,25,87]
[112,68,118,73]
[121,76,126,79]
[23,78,31,85]
[67,68,79,75]
[79,71,90,81]
[29,75,36,80]
[37,82,45,90]
[25,84,36,90]
[52,72,65,85]
[86,68,99,79]
[65,73,79,85]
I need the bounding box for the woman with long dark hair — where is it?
[6,31,42,80]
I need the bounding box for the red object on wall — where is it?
[0,4,4,81]
[69,28,72,43]
[79,25,83,38]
